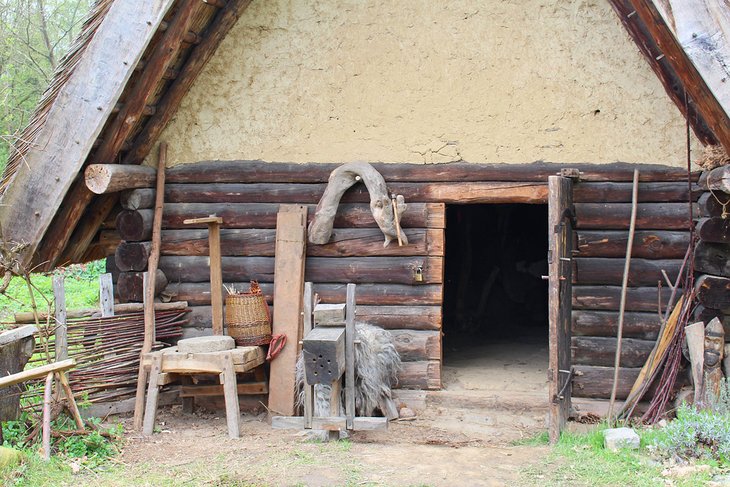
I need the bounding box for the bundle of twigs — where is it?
[22,308,188,407]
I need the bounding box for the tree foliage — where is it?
[0,0,93,169]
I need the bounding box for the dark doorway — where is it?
[442,204,549,356]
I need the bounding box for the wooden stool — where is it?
[141,345,265,438]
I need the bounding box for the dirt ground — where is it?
[115,340,552,487]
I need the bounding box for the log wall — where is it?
[106,161,698,395]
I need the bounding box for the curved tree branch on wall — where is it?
[308,162,408,247]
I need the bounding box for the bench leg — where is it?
[142,355,162,436]
[220,354,240,439]
[181,376,195,414]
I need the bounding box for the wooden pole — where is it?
[42,372,54,461]
[608,169,639,423]
[391,198,403,247]
[133,142,167,430]
[52,276,67,361]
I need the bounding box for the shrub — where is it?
[655,404,730,463]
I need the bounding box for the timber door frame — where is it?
[547,175,574,444]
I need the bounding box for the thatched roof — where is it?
[0,0,728,272]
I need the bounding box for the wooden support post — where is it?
[328,379,341,441]
[52,276,67,362]
[142,354,162,436]
[302,282,314,429]
[183,216,224,335]
[57,371,84,430]
[133,143,167,430]
[99,273,114,318]
[42,372,53,461]
[345,283,356,430]
[268,205,308,416]
[221,353,240,438]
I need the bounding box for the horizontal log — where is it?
[396,360,441,390]
[159,256,443,285]
[117,269,167,303]
[572,366,643,400]
[704,166,730,193]
[696,217,730,244]
[575,203,695,230]
[165,282,442,306]
[160,203,444,230]
[85,164,157,194]
[572,336,654,368]
[13,301,190,324]
[698,192,729,217]
[165,161,695,184]
[696,274,730,309]
[576,230,690,258]
[573,258,682,286]
[573,182,698,203]
[572,286,677,312]
[185,305,441,331]
[572,310,661,340]
[389,330,440,361]
[165,181,548,204]
[120,188,156,210]
[694,241,730,277]
[160,228,444,257]
[115,241,152,271]
[572,365,689,400]
[116,209,154,241]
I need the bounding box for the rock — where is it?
[399,407,416,419]
[176,335,235,354]
[603,427,640,451]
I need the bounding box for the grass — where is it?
[0,260,104,323]
[522,423,718,487]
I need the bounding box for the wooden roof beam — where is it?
[125,0,255,164]
[628,0,730,154]
[608,0,718,146]
[0,0,176,270]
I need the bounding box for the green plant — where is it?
[654,404,730,463]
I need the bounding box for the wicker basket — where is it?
[225,281,272,346]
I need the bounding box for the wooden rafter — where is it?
[608,0,717,145]
[0,0,176,270]
[621,0,730,154]
[125,0,255,164]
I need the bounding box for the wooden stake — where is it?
[133,142,167,430]
[42,372,53,461]
[608,169,639,423]
[52,276,67,361]
[391,198,403,247]
[302,282,314,429]
[345,283,356,430]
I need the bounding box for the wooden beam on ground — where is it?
[125,0,256,164]
[0,0,175,269]
[85,165,157,194]
[268,205,308,416]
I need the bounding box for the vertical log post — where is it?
[345,283,356,430]
[99,273,114,317]
[302,282,314,429]
[133,142,167,430]
[42,372,54,461]
[52,276,66,362]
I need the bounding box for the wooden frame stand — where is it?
[271,283,388,437]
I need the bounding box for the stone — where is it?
[603,427,640,451]
[399,407,416,419]
[176,335,235,354]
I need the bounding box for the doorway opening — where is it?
[442,204,549,398]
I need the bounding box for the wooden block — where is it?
[313,303,346,325]
[268,205,308,416]
[302,327,345,385]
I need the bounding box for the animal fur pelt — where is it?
[296,323,401,420]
